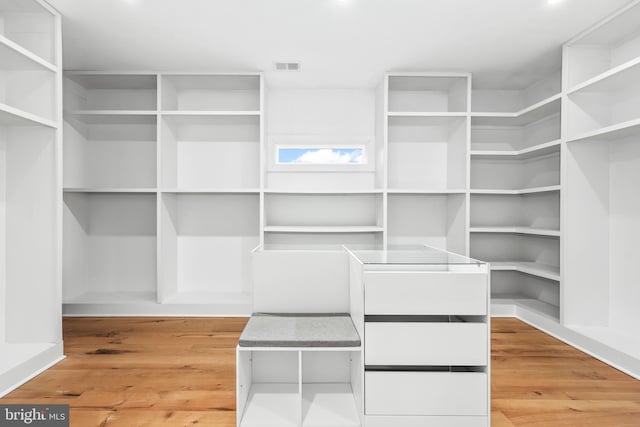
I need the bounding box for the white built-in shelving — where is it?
[238,349,361,427]
[160,113,260,191]
[159,192,258,310]
[62,72,264,315]
[387,193,466,254]
[562,0,640,377]
[0,0,63,397]
[470,66,562,322]
[63,192,158,304]
[385,73,471,256]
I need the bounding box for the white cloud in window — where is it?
[293,148,364,164]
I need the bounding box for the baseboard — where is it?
[495,304,640,380]
[63,303,251,317]
[0,342,65,398]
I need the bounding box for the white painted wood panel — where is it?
[365,322,487,366]
[253,250,350,313]
[365,371,488,416]
[364,271,487,315]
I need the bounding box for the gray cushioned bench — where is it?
[238,313,361,348]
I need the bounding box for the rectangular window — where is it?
[276,146,366,165]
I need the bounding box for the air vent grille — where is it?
[275,62,301,71]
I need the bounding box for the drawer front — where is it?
[365,371,488,416]
[365,322,487,366]
[364,271,487,315]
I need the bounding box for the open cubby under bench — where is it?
[236,313,363,427]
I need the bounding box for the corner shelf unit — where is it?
[0,0,63,397]
[470,67,563,323]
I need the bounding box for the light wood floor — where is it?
[2,318,640,426]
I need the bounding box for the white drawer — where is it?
[364,271,487,315]
[365,371,488,416]
[365,322,487,366]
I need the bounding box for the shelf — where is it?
[161,113,259,128]
[492,296,560,321]
[65,73,157,90]
[490,262,560,281]
[470,185,561,195]
[302,383,360,427]
[265,189,383,195]
[387,192,467,254]
[470,139,561,161]
[162,188,260,194]
[240,383,299,427]
[567,117,640,143]
[162,291,251,306]
[472,96,561,126]
[470,152,560,191]
[65,110,157,124]
[161,74,261,112]
[567,56,640,95]
[162,110,260,116]
[387,111,467,117]
[64,188,157,194]
[63,291,158,305]
[63,193,158,300]
[470,227,560,237]
[387,113,467,190]
[387,189,467,194]
[0,102,57,128]
[0,34,57,72]
[387,74,469,113]
[264,226,384,234]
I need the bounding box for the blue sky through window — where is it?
[277,147,365,164]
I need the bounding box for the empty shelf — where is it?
[162,291,251,305]
[0,103,57,128]
[472,95,561,126]
[264,226,383,234]
[492,296,560,321]
[490,262,560,281]
[470,139,561,161]
[63,291,157,304]
[302,383,360,427]
[240,383,299,427]
[567,118,640,143]
[0,34,57,72]
[470,227,560,237]
[471,185,560,195]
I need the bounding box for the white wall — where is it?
[267,88,375,137]
[0,127,6,342]
[609,137,640,335]
[266,88,377,189]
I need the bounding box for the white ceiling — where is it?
[48,0,631,89]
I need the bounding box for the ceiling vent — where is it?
[275,62,301,71]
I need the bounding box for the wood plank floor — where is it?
[1,317,639,426]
